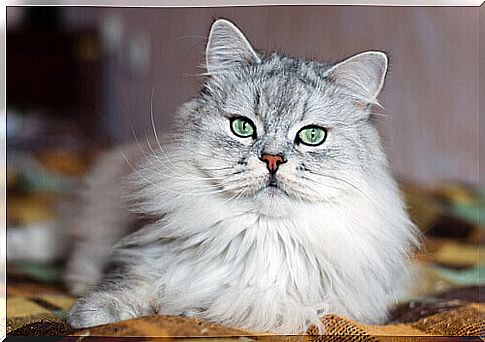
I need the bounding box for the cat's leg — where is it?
[63,148,141,296]
[64,223,133,296]
[67,274,157,328]
[68,230,168,329]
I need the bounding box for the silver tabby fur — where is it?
[66,19,418,334]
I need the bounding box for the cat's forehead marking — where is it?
[219,54,344,130]
[256,69,325,125]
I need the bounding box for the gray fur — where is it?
[67,19,418,334]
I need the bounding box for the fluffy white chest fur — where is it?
[108,170,413,333]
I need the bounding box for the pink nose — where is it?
[261,154,285,174]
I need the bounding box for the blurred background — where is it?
[5,5,483,309]
[7,6,481,183]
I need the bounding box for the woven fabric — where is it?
[6,281,75,336]
[7,278,484,337]
[6,181,485,337]
[66,304,483,338]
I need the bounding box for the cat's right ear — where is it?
[205,19,260,74]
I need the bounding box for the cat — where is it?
[66,18,419,334]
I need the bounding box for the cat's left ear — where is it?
[206,19,260,74]
[324,51,388,105]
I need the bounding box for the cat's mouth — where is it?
[268,176,278,187]
[259,176,289,197]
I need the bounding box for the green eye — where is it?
[297,126,327,146]
[231,117,255,138]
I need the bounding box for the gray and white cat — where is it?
[66,19,418,334]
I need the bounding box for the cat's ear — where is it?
[206,19,260,74]
[324,51,388,105]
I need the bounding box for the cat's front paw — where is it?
[67,297,118,329]
[67,291,137,329]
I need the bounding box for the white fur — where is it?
[118,145,415,333]
[66,19,418,334]
[67,138,417,333]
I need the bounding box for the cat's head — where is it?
[176,19,390,211]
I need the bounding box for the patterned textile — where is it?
[6,181,484,338]
[6,289,484,338]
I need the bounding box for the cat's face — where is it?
[179,20,388,208]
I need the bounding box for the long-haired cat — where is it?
[66,19,418,334]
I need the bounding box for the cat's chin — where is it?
[249,185,299,218]
[260,184,288,197]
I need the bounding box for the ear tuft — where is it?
[206,19,260,74]
[324,51,388,104]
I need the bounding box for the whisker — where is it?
[120,152,243,198]
[148,86,187,177]
[306,171,372,201]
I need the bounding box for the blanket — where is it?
[6,181,484,338]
